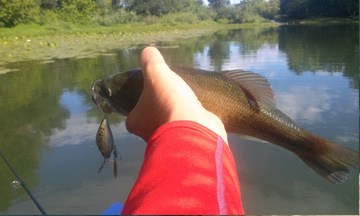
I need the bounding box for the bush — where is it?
[258,0,280,20]
[160,12,199,25]
[92,8,138,26]
[38,9,59,25]
[216,7,237,23]
[0,0,40,27]
[180,13,199,24]
[216,18,229,24]
[140,15,160,25]
[139,12,200,25]
[237,8,264,23]
[58,0,99,24]
[195,5,216,21]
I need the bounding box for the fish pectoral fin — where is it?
[220,70,276,108]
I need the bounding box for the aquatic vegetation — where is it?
[0,23,274,64]
[0,22,279,65]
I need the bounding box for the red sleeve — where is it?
[121,120,244,215]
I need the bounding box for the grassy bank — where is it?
[0,22,279,69]
[0,19,280,38]
[285,17,359,24]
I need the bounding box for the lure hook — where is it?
[98,160,106,174]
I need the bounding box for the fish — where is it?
[91,65,359,184]
[96,115,118,178]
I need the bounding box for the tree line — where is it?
[280,0,358,19]
[0,0,358,28]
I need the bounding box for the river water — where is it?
[0,23,358,215]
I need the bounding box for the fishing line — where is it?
[0,164,27,214]
[0,162,13,183]
[0,151,47,215]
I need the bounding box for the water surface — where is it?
[0,23,358,214]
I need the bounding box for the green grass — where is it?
[0,21,275,38]
[286,17,359,24]
[0,21,253,39]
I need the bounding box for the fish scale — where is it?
[91,65,358,184]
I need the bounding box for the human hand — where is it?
[125,47,228,143]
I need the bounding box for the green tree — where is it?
[161,0,195,14]
[280,0,359,19]
[279,0,290,14]
[235,0,279,22]
[216,7,237,22]
[0,0,40,27]
[208,0,230,11]
[40,0,61,10]
[112,0,123,9]
[127,0,196,16]
[126,0,161,16]
[196,0,204,6]
[59,0,99,24]
[285,0,311,19]
[235,0,260,23]
[194,2,216,21]
[258,0,280,19]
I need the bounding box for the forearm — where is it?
[121,120,244,215]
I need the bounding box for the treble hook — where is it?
[114,147,122,161]
[98,160,106,174]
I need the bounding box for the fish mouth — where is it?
[91,80,114,114]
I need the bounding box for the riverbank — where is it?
[285,17,359,24]
[0,22,279,70]
[1,18,356,72]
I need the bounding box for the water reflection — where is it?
[0,24,358,214]
[278,24,359,89]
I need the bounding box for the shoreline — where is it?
[1,19,356,71]
[0,22,279,69]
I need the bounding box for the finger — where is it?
[140,47,166,70]
[140,47,170,78]
[125,47,168,140]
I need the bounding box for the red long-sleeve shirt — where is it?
[121,120,244,215]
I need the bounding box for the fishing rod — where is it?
[0,151,47,215]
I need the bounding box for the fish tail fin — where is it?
[299,135,358,184]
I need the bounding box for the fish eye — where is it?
[101,88,112,97]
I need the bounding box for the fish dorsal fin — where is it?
[219,69,276,107]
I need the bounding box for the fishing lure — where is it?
[96,115,118,178]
